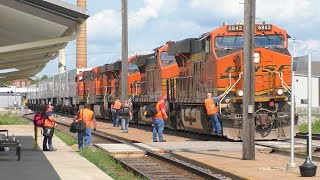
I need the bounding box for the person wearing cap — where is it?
[152,96,168,142]
[204,92,226,136]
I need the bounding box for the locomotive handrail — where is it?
[219,72,243,114]
[277,72,300,100]
[103,89,116,109]
[277,72,291,94]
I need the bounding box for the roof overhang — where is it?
[0,0,89,82]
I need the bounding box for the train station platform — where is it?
[0,125,112,180]
[56,115,320,179]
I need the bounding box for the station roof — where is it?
[0,0,89,82]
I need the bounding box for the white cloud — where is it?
[129,0,164,26]
[295,40,320,58]
[39,0,320,76]
[87,9,121,42]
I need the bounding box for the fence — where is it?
[296,107,320,115]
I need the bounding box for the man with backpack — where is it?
[111,99,122,127]
[119,100,132,133]
[152,96,168,142]
[42,105,57,151]
[73,104,97,150]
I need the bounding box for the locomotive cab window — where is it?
[129,63,139,74]
[215,35,285,49]
[161,51,176,67]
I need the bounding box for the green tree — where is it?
[0,81,11,87]
[31,75,49,85]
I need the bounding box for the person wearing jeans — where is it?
[74,104,97,150]
[119,100,132,133]
[42,105,57,151]
[152,97,168,142]
[152,118,164,142]
[111,99,122,127]
[204,92,226,136]
[78,128,92,148]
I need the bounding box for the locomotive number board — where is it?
[227,25,243,32]
[257,24,272,31]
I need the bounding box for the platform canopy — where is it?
[0,0,89,82]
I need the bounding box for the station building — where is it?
[295,61,320,108]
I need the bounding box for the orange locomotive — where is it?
[89,56,141,118]
[131,42,179,125]
[166,23,296,140]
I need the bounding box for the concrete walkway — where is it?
[0,125,112,180]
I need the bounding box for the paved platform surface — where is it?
[58,115,193,143]
[56,114,320,179]
[0,125,112,180]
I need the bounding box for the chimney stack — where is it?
[58,49,66,74]
[76,0,87,69]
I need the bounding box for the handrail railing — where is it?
[219,72,243,114]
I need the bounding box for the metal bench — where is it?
[0,130,21,161]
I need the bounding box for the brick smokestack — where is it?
[76,0,87,69]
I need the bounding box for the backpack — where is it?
[144,103,158,118]
[119,106,130,116]
[33,112,44,127]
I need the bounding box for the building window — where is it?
[22,81,25,87]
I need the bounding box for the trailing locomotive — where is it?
[27,22,297,140]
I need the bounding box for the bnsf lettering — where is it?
[220,64,290,79]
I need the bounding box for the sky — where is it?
[37,0,320,77]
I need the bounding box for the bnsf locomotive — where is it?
[27,23,297,140]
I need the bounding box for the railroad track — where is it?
[296,132,320,140]
[52,112,228,141]
[23,113,233,180]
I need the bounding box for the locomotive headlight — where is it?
[276,89,284,95]
[237,90,244,97]
[253,52,260,63]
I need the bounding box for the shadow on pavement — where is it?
[0,136,60,180]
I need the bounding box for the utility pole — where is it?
[121,0,128,102]
[287,38,297,170]
[242,0,256,160]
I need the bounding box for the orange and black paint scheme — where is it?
[86,56,141,119]
[166,23,296,140]
[130,42,179,125]
[31,23,296,140]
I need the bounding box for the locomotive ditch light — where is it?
[276,89,284,95]
[253,52,260,63]
[237,90,244,97]
[269,101,275,107]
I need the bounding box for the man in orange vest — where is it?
[152,96,168,142]
[73,104,97,150]
[205,93,226,136]
[111,99,122,127]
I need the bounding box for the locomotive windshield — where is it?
[129,63,138,70]
[161,51,176,67]
[215,35,284,49]
[129,63,139,74]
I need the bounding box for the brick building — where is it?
[10,78,32,88]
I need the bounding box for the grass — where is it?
[0,114,30,125]
[299,120,320,134]
[54,130,145,180]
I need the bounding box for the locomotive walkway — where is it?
[57,115,320,179]
[0,125,112,180]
